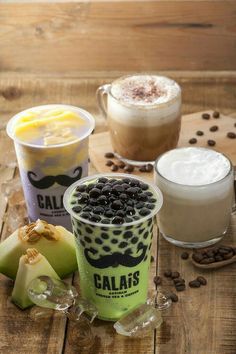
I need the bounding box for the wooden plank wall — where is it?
[0,0,236,75]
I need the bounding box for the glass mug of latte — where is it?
[154,147,235,248]
[96,74,182,165]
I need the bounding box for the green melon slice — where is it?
[12,248,60,309]
[0,220,77,279]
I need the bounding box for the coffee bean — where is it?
[196,276,207,285]
[202,113,210,120]
[181,252,189,260]
[200,257,215,264]
[117,160,125,168]
[223,251,234,260]
[111,164,119,171]
[105,152,114,158]
[164,270,172,278]
[106,160,114,166]
[215,255,223,262]
[175,284,186,292]
[124,165,134,173]
[139,165,147,172]
[171,271,180,279]
[206,250,215,258]
[192,253,204,263]
[168,292,178,302]
[153,276,162,286]
[210,125,218,132]
[173,278,185,285]
[189,280,201,288]
[146,164,153,172]
[207,139,216,146]
[213,111,220,118]
[227,132,236,139]
[196,130,204,136]
[189,138,197,144]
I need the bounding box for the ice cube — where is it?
[114,303,163,337]
[66,298,98,323]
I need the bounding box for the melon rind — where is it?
[0,226,77,279]
[12,252,60,309]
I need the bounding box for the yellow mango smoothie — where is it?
[7,105,95,230]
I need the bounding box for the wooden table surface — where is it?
[0,72,236,354]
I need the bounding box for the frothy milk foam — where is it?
[109,75,181,127]
[157,147,230,186]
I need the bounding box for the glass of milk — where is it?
[154,147,235,248]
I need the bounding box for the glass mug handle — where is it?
[96,84,111,119]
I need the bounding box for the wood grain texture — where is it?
[0,1,236,73]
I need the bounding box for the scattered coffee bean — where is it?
[171,271,180,279]
[168,292,178,303]
[227,132,236,139]
[189,280,201,288]
[212,111,220,118]
[173,278,185,285]
[117,160,125,169]
[175,284,186,292]
[105,152,114,158]
[146,164,153,172]
[189,138,197,144]
[106,160,114,166]
[210,125,218,132]
[111,164,119,172]
[164,270,172,278]
[153,276,162,286]
[196,130,204,136]
[124,165,134,173]
[192,253,204,263]
[207,139,216,146]
[202,113,210,120]
[181,252,189,260]
[196,276,207,286]
[139,165,147,172]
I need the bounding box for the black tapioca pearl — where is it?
[111,238,118,244]
[87,183,95,191]
[112,200,123,210]
[97,195,107,205]
[80,212,91,219]
[98,177,108,184]
[131,236,138,244]
[83,206,92,212]
[138,193,148,201]
[93,206,104,215]
[113,230,122,235]
[90,215,101,222]
[143,231,149,239]
[101,232,109,239]
[102,186,112,195]
[112,216,124,224]
[71,200,76,205]
[127,200,134,207]
[112,185,125,194]
[96,183,105,190]
[76,185,87,192]
[89,188,101,198]
[123,178,132,184]
[133,216,140,220]
[149,198,156,203]
[72,205,82,213]
[140,183,149,190]
[109,178,117,184]
[126,206,135,215]
[85,227,93,234]
[119,193,128,201]
[77,193,89,203]
[127,187,138,196]
[89,198,98,206]
[95,238,103,245]
[146,203,155,210]
[139,208,151,216]
[101,218,110,224]
[125,248,132,255]
[80,240,86,247]
[84,236,92,243]
[119,241,128,248]
[145,191,153,197]
[136,202,145,209]
[104,209,115,218]
[121,183,130,190]
[103,246,111,252]
[116,210,125,217]
[123,231,133,239]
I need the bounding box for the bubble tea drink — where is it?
[64,173,163,320]
[97,75,181,164]
[155,147,234,248]
[7,105,95,230]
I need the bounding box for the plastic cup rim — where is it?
[63,172,163,228]
[6,104,95,149]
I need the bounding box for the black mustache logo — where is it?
[27,166,82,189]
[84,245,147,268]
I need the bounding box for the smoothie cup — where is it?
[63,173,163,321]
[7,104,95,231]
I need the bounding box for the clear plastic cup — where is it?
[63,173,163,321]
[7,104,95,231]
